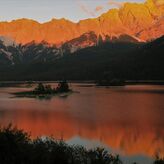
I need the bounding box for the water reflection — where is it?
[0,84,163,163]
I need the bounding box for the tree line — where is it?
[0,125,163,164]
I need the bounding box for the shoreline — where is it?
[1,80,164,87]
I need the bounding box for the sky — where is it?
[0,0,145,23]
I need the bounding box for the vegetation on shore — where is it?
[13,81,72,98]
[96,78,125,86]
[0,125,163,164]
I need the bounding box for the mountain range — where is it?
[0,35,163,81]
[0,0,163,80]
[0,0,164,45]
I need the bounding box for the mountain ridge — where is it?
[0,32,145,65]
[0,0,163,45]
[0,35,163,81]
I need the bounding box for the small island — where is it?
[13,81,72,98]
[96,79,125,87]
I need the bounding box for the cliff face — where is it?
[137,17,164,41]
[0,0,163,45]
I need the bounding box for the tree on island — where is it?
[56,80,70,93]
[34,81,70,94]
[34,83,45,93]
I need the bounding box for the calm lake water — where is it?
[0,83,163,164]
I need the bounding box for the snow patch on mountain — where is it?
[0,36,17,47]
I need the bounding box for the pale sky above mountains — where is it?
[0,0,145,23]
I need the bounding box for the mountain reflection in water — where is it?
[0,84,163,163]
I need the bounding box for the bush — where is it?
[0,125,162,164]
[154,155,164,164]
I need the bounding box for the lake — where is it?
[0,83,163,164]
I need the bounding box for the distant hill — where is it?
[0,33,141,65]
[0,36,163,81]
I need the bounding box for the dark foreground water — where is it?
[0,83,163,164]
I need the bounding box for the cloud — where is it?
[95,6,104,12]
[108,0,125,8]
[76,0,126,18]
[76,0,95,17]
[94,0,125,14]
